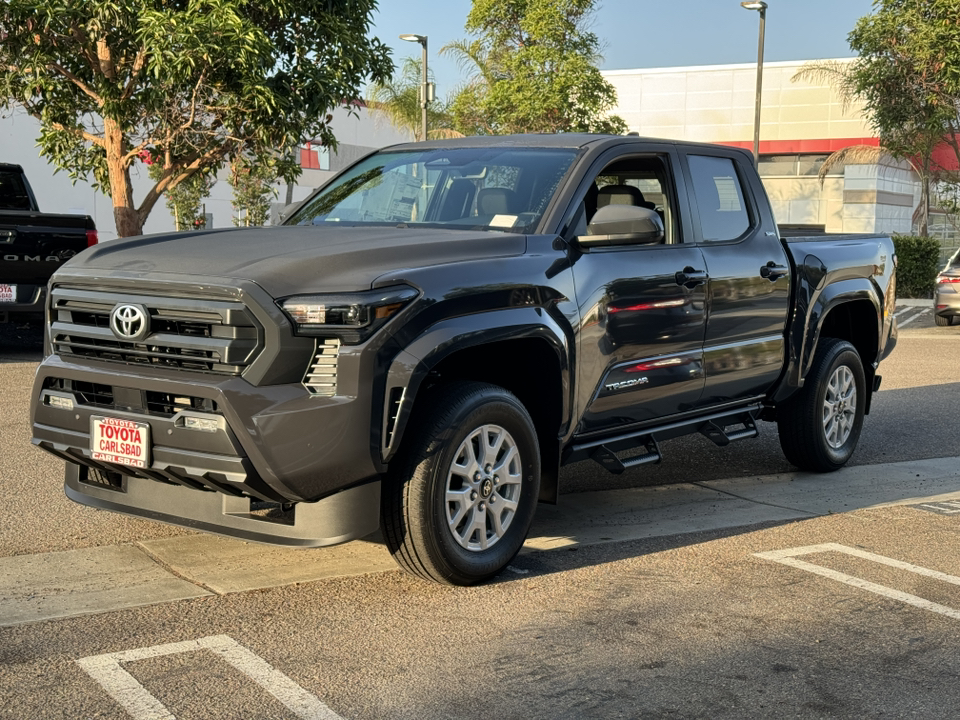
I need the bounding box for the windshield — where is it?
[287,147,578,233]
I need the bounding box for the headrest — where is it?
[596,185,646,208]
[477,187,518,215]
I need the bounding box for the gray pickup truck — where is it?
[0,163,98,324]
[30,135,897,584]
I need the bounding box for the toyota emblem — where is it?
[109,304,150,341]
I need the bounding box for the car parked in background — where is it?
[935,248,960,327]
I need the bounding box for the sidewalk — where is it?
[2,456,959,628]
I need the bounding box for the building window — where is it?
[759,154,835,177]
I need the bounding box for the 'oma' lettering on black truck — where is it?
[30,135,897,584]
[0,163,98,323]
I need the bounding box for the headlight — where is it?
[279,285,419,343]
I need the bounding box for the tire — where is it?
[382,381,541,585]
[777,338,865,472]
[934,314,952,327]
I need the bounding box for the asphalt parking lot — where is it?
[1,302,959,719]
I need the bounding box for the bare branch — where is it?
[137,146,230,223]
[48,63,103,104]
[121,48,147,101]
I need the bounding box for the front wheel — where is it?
[382,382,540,585]
[777,338,866,472]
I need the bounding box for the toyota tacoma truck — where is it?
[30,135,897,585]
[0,163,98,324]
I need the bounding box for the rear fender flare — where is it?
[775,278,881,404]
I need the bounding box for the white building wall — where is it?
[604,59,872,142]
[603,59,919,235]
[0,104,408,240]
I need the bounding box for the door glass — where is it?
[688,155,750,242]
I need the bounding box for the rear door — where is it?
[565,145,708,435]
[679,148,791,407]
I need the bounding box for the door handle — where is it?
[675,267,708,288]
[760,261,788,281]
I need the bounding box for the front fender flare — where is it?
[380,307,571,464]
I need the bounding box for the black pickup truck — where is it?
[30,135,897,584]
[0,163,98,324]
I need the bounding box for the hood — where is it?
[66,225,527,296]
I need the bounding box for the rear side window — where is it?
[688,155,750,242]
[0,169,32,211]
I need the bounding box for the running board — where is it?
[699,415,758,446]
[567,403,763,475]
[591,438,662,475]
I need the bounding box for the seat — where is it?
[596,184,657,211]
[438,178,477,221]
[476,187,519,216]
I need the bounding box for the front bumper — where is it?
[31,352,384,545]
[65,464,380,547]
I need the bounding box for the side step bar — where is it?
[567,403,762,475]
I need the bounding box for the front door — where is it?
[568,149,708,435]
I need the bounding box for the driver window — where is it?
[572,155,677,244]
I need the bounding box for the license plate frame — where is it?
[90,416,151,468]
[0,284,15,303]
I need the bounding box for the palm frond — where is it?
[817,144,890,184]
[792,59,859,112]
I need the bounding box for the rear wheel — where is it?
[777,338,865,472]
[935,314,952,326]
[382,381,540,585]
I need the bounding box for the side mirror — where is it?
[580,204,664,247]
[278,200,305,224]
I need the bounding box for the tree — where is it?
[795,1,960,236]
[443,0,626,136]
[0,1,392,237]
[367,57,461,141]
[229,153,277,227]
[143,150,215,231]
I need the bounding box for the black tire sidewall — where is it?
[419,388,540,583]
[811,343,865,467]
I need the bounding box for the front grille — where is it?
[51,286,261,375]
[303,338,341,396]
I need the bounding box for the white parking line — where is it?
[894,307,916,318]
[897,309,930,327]
[77,635,343,720]
[755,543,960,621]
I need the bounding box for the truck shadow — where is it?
[0,322,43,363]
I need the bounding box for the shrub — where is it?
[892,234,941,298]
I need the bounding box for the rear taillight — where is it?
[85,229,98,247]
[937,275,960,283]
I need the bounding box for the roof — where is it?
[378,133,749,154]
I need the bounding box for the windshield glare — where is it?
[288,147,578,233]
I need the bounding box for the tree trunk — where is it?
[103,117,142,237]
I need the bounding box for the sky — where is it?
[370,0,877,99]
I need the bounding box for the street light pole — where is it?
[400,34,429,142]
[741,2,767,167]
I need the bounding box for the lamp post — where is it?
[741,1,767,167]
[399,34,429,142]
